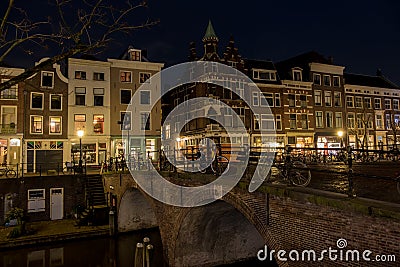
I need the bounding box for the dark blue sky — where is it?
[9,0,400,84]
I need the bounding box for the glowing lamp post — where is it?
[77,130,84,173]
[338,131,344,148]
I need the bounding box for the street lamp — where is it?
[77,130,84,173]
[338,131,344,148]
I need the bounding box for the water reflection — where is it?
[0,228,277,267]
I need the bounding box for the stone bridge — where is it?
[103,172,400,267]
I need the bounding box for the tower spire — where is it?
[202,20,219,42]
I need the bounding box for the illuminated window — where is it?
[93,114,104,134]
[49,117,62,134]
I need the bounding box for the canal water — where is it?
[0,228,277,266]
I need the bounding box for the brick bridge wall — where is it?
[103,174,400,267]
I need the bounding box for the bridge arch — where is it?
[172,194,276,267]
[118,187,158,232]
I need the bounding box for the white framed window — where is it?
[28,189,45,213]
[141,112,150,130]
[275,115,282,130]
[252,92,259,106]
[366,114,373,129]
[301,114,308,129]
[31,92,44,110]
[347,113,355,128]
[385,114,392,130]
[50,94,62,110]
[93,88,104,106]
[0,79,18,99]
[326,111,333,128]
[346,96,354,107]
[374,98,381,109]
[335,112,343,128]
[316,111,323,128]
[49,116,62,134]
[120,89,132,104]
[313,73,321,85]
[364,97,371,109]
[140,90,151,105]
[254,114,260,130]
[292,70,302,81]
[355,97,363,108]
[288,94,295,107]
[41,71,54,88]
[376,114,383,129]
[74,71,86,80]
[120,71,132,83]
[314,91,322,106]
[334,92,341,107]
[93,114,104,134]
[261,93,273,107]
[356,113,363,129]
[323,75,331,86]
[261,114,275,130]
[394,99,399,110]
[93,72,105,81]
[120,111,131,130]
[139,72,151,83]
[385,99,391,109]
[1,106,17,130]
[300,95,307,108]
[325,91,332,107]
[333,76,340,87]
[74,114,86,132]
[30,115,43,134]
[275,93,281,107]
[289,114,297,129]
[253,70,277,81]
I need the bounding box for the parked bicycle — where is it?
[258,147,311,187]
[198,151,229,175]
[0,165,16,178]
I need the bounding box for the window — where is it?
[261,93,273,106]
[385,114,391,130]
[93,88,104,106]
[141,112,150,130]
[31,93,44,109]
[1,106,16,130]
[253,70,277,81]
[93,115,104,134]
[326,112,333,128]
[28,189,45,213]
[374,98,381,109]
[316,111,323,128]
[288,94,295,107]
[335,112,343,128]
[394,99,399,110]
[0,79,18,99]
[120,71,132,82]
[75,71,86,80]
[275,115,282,130]
[140,90,151,105]
[293,70,302,81]
[93,72,105,81]
[120,89,131,104]
[313,74,321,85]
[289,114,297,129]
[300,95,307,108]
[252,92,259,106]
[314,91,322,106]
[301,114,308,129]
[275,93,281,107]
[325,91,332,107]
[376,114,383,129]
[366,114,373,129]
[347,113,355,128]
[50,94,62,110]
[385,99,391,110]
[30,115,43,134]
[333,76,340,87]
[129,50,141,61]
[74,114,86,131]
[323,75,331,86]
[334,92,341,107]
[75,87,86,105]
[49,116,62,134]
[120,112,131,130]
[254,114,260,130]
[41,71,54,87]
[355,97,363,108]
[346,96,354,107]
[364,97,371,109]
[139,72,151,83]
[261,114,275,130]
[356,113,363,129]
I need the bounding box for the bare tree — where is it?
[0,0,158,91]
[386,111,400,150]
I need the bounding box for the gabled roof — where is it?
[344,73,399,89]
[244,58,276,71]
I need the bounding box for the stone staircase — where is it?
[77,175,108,226]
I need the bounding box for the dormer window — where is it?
[128,49,141,61]
[253,70,277,81]
[292,69,302,81]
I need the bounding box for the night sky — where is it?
[7,0,400,84]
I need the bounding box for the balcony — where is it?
[0,123,16,134]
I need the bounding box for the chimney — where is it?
[376,68,383,76]
[328,56,334,64]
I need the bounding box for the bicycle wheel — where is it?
[211,156,229,175]
[6,170,16,178]
[289,162,311,187]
